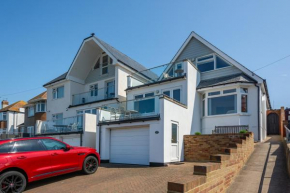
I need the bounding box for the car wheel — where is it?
[0,171,27,193]
[82,156,98,175]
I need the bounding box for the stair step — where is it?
[193,163,221,175]
[222,147,238,154]
[210,154,230,162]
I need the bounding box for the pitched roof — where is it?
[0,101,27,112]
[27,91,47,103]
[94,37,158,80]
[43,72,67,87]
[197,73,256,89]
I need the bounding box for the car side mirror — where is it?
[64,145,71,151]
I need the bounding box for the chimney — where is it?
[1,100,9,109]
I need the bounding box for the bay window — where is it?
[203,87,249,117]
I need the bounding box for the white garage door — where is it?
[62,137,81,147]
[110,127,149,165]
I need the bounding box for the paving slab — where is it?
[227,135,290,193]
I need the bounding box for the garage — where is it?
[110,127,149,165]
[62,136,81,146]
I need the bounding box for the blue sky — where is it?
[0,1,289,108]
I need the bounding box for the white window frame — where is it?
[53,86,64,99]
[36,101,46,113]
[0,112,7,121]
[161,86,182,103]
[77,108,97,115]
[203,87,249,117]
[90,84,98,97]
[28,106,35,117]
[196,54,231,73]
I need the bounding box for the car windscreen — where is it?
[0,142,14,153]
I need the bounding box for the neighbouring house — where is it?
[20,91,47,136]
[38,31,271,166]
[0,100,27,135]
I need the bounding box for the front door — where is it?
[41,139,80,174]
[171,122,179,161]
[106,81,115,99]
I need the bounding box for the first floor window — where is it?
[36,101,46,112]
[90,84,98,96]
[134,92,155,113]
[173,89,181,102]
[53,86,64,99]
[28,107,34,117]
[208,95,237,116]
[2,112,7,121]
[241,95,248,112]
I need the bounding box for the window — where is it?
[202,94,205,117]
[41,139,66,150]
[36,101,46,112]
[171,123,178,143]
[53,86,64,99]
[241,88,248,113]
[90,84,98,97]
[134,92,155,113]
[102,55,109,75]
[163,88,182,102]
[11,140,45,152]
[28,106,34,117]
[0,112,7,121]
[0,142,14,153]
[173,89,181,102]
[94,58,100,69]
[241,95,248,112]
[196,54,230,72]
[223,89,236,94]
[208,91,220,96]
[208,95,237,115]
[163,91,170,97]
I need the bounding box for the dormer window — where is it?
[196,54,230,72]
[102,55,108,75]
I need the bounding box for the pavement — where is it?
[24,162,195,193]
[227,135,290,193]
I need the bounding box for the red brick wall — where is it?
[184,133,252,161]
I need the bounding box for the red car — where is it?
[0,137,100,192]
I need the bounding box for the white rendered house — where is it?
[40,32,271,166]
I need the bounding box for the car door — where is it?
[9,139,51,180]
[41,139,80,174]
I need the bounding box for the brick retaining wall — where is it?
[168,132,254,193]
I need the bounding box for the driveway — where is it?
[25,162,195,193]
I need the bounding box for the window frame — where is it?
[53,86,64,99]
[202,86,249,117]
[36,101,46,113]
[28,106,35,117]
[196,54,231,73]
[90,84,98,97]
[161,87,182,103]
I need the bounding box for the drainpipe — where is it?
[255,84,260,141]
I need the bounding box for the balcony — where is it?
[36,115,84,135]
[99,95,160,124]
[71,84,115,106]
[128,62,186,89]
